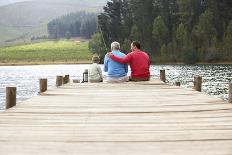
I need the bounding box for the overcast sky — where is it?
[0,0,34,6]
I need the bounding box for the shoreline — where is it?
[151,62,232,65]
[0,61,92,66]
[0,61,232,66]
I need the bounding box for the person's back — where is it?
[126,50,150,79]
[109,41,150,81]
[104,50,128,77]
[104,42,128,82]
[88,56,103,83]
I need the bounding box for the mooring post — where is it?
[194,76,202,92]
[40,79,47,93]
[229,83,232,103]
[175,81,181,87]
[194,76,197,88]
[56,76,63,87]
[63,75,69,84]
[73,79,80,83]
[6,87,16,109]
[160,70,166,83]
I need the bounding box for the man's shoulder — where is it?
[120,52,126,56]
[91,63,98,67]
[132,50,149,58]
[139,50,149,56]
[115,51,126,57]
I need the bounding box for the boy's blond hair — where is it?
[92,56,100,63]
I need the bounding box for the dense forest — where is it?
[47,12,97,39]
[89,0,232,63]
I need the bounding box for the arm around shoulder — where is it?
[111,53,131,64]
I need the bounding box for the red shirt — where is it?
[111,49,150,79]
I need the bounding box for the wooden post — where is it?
[175,81,181,87]
[6,87,16,109]
[194,76,202,92]
[73,79,80,83]
[160,70,166,83]
[63,75,69,84]
[194,76,197,88]
[40,79,47,93]
[56,76,63,87]
[229,83,232,103]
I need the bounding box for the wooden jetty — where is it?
[1,78,232,154]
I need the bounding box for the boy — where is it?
[88,56,103,83]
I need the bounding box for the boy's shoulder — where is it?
[90,63,99,66]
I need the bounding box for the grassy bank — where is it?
[0,40,93,65]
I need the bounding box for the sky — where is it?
[0,0,34,6]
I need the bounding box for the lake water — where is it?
[0,64,231,110]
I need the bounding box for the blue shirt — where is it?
[104,50,128,77]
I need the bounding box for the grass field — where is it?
[0,40,93,65]
[0,24,49,47]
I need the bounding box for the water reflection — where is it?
[152,64,232,101]
[0,64,231,109]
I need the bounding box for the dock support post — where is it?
[194,76,202,92]
[63,75,69,84]
[229,83,232,103]
[194,76,196,88]
[40,79,47,93]
[6,87,16,109]
[175,81,181,87]
[160,70,166,83]
[56,76,63,87]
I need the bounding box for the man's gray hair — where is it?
[111,41,120,50]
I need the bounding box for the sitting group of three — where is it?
[88,41,150,83]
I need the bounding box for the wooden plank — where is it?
[0,141,231,155]
[0,79,232,154]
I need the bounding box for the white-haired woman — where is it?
[104,41,129,83]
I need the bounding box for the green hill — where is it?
[0,40,93,65]
[0,0,107,46]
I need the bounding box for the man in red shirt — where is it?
[109,41,150,81]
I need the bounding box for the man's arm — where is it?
[109,53,131,64]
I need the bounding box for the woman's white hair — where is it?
[111,41,120,50]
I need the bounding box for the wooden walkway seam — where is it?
[0,79,232,155]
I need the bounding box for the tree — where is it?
[154,0,179,43]
[99,0,124,43]
[196,10,216,48]
[121,39,131,53]
[96,0,232,62]
[129,0,154,53]
[98,13,111,47]
[177,0,203,33]
[160,44,168,58]
[65,31,71,40]
[88,32,106,57]
[176,23,188,49]
[80,19,97,39]
[121,0,133,40]
[224,21,232,58]
[152,16,168,48]
[47,12,97,39]
[129,25,141,41]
